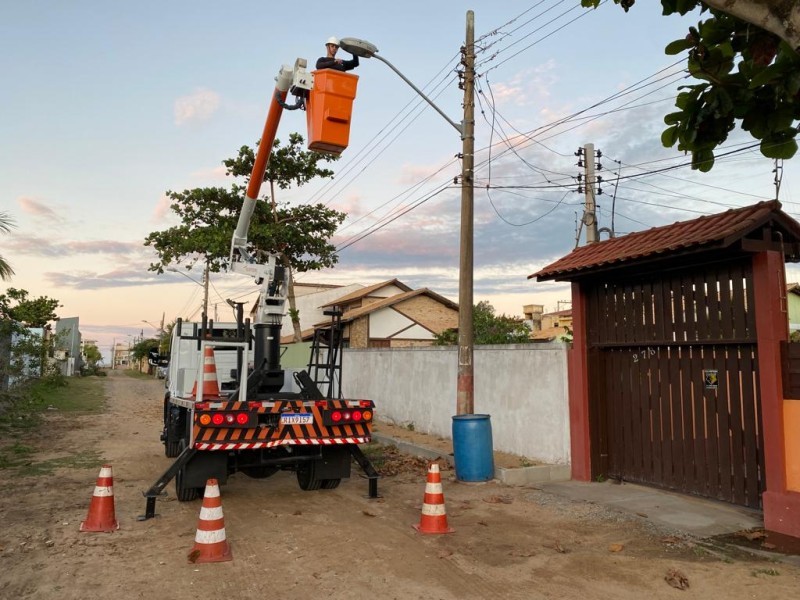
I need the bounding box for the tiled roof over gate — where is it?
[531,200,800,281]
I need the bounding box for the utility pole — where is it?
[583,142,598,244]
[457,10,475,416]
[203,260,210,319]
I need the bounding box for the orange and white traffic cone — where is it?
[187,478,232,563]
[192,345,221,400]
[80,464,119,532]
[413,462,454,534]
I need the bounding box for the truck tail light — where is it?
[326,409,371,426]
[197,411,255,428]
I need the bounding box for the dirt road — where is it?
[1,371,798,599]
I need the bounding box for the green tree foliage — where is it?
[0,288,62,385]
[582,0,800,171]
[434,301,531,346]
[145,134,343,275]
[131,338,159,362]
[145,134,345,341]
[0,211,15,281]
[82,343,103,373]
[0,288,60,328]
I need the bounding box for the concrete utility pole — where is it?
[203,260,210,319]
[457,10,475,416]
[583,142,598,244]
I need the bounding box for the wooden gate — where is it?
[586,259,765,508]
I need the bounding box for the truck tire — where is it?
[296,461,322,491]
[164,406,183,458]
[321,479,341,489]
[175,439,202,502]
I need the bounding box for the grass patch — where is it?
[0,377,106,475]
[16,450,103,477]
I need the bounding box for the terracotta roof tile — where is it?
[320,278,412,308]
[531,200,800,281]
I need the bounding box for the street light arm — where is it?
[339,37,464,137]
[371,54,464,138]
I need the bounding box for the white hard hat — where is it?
[326,36,339,46]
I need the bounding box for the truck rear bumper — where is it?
[194,436,370,451]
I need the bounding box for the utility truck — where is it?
[142,51,378,519]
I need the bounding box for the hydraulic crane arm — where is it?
[227,59,313,325]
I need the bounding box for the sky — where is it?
[3,1,800,363]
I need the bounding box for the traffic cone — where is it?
[80,465,119,532]
[192,345,220,400]
[413,462,454,534]
[187,479,232,563]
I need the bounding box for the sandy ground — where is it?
[1,370,798,599]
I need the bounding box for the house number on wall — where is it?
[631,347,656,363]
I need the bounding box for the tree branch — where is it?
[703,0,800,52]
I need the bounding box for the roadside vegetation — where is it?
[0,376,105,476]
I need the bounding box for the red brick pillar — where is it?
[753,250,800,537]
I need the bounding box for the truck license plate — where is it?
[280,413,313,425]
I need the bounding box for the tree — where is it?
[0,211,16,280]
[434,301,531,346]
[82,343,103,374]
[582,0,800,171]
[0,288,60,327]
[0,288,61,382]
[131,338,159,362]
[145,134,345,341]
[223,132,342,341]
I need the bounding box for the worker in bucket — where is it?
[316,36,359,71]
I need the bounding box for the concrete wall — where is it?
[342,343,571,465]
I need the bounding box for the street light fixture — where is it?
[340,21,476,416]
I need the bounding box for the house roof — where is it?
[531,200,800,282]
[320,278,412,308]
[543,309,572,318]
[314,288,458,327]
[530,325,568,341]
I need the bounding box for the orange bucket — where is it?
[306,70,359,155]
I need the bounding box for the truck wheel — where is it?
[321,479,341,489]
[175,439,201,502]
[296,461,322,491]
[164,408,183,458]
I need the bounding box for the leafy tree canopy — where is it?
[582,0,800,171]
[0,288,61,328]
[145,134,345,276]
[131,338,159,361]
[434,301,531,346]
[0,211,15,281]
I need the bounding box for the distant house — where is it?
[530,308,572,342]
[54,317,82,376]
[314,279,459,349]
[788,283,800,334]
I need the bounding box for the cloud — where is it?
[174,88,221,126]
[45,267,167,290]
[7,234,141,258]
[17,197,60,221]
[190,165,228,181]
[152,194,173,221]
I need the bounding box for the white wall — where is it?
[342,343,571,465]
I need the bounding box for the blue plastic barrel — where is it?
[452,414,495,482]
